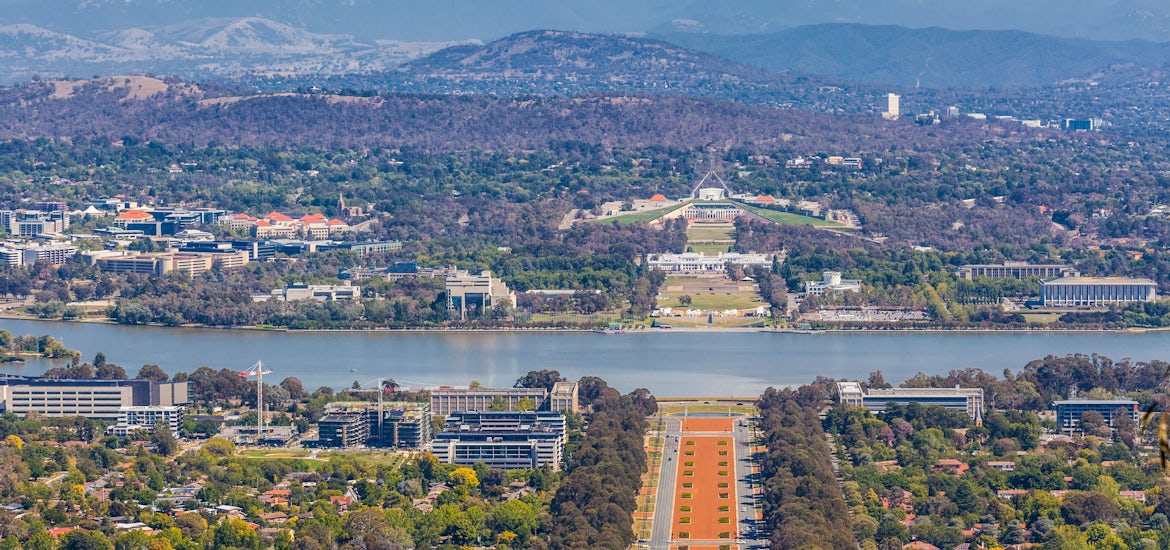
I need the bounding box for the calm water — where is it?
[2,319,1168,396]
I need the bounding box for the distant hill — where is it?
[0,18,470,84]
[659,24,1170,88]
[396,30,779,94]
[5,0,1170,43]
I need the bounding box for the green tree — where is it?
[59,530,113,550]
[151,423,179,456]
[211,517,262,550]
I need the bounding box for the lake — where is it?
[2,319,1168,396]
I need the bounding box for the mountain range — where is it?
[4,18,1170,90]
[4,0,1170,42]
[659,25,1170,88]
[0,18,470,84]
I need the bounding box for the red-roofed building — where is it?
[649,194,668,202]
[115,209,153,221]
[263,212,295,223]
[903,541,939,550]
[48,527,81,538]
[932,459,969,475]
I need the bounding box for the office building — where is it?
[1062,119,1097,132]
[0,242,78,266]
[883,93,900,120]
[318,412,369,448]
[549,381,580,414]
[1053,398,1139,433]
[955,262,1079,281]
[369,402,432,449]
[318,241,402,256]
[646,251,773,273]
[431,387,549,417]
[805,271,862,296]
[255,282,359,302]
[446,270,515,320]
[106,406,184,437]
[837,381,984,420]
[1,209,69,236]
[429,411,566,470]
[90,250,249,276]
[0,376,189,421]
[1040,277,1157,307]
[316,402,433,449]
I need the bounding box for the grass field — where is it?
[597,204,684,224]
[739,203,844,227]
[658,290,765,311]
[658,403,757,416]
[686,226,736,241]
[1022,313,1063,324]
[688,243,732,254]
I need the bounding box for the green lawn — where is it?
[739,203,844,227]
[1022,313,1063,324]
[658,290,765,311]
[686,226,736,241]
[689,243,731,254]
[596,204,684,224]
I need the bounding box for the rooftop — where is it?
[1042,276,1156,285]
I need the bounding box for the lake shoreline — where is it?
[1,312,1165,335]
[2,317,1166,395]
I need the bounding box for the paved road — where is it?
[647,416,681,550]
[733,417,769,549]
[645,414,769,550]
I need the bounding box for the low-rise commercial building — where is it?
[89,250,249,276]
[254,283,359,302]
[429,411,566,470]
[1053,398,1139,433]
[106,406,184,437]
[1040,277,1157,307]
[0,376,189,421]
[955,262,1079,280]
[430,383,579,417]
[837,381,984,420]
[0,242,78,266]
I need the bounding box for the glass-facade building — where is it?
[1053,398,1139,433]
[430,411,566,470]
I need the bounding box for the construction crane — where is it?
[239,361,273,444]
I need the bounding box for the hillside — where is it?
[0,77,1043,152]
[396,29,779,94]
[660,24,1170,88]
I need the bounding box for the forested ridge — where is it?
[0,79,1045,151]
